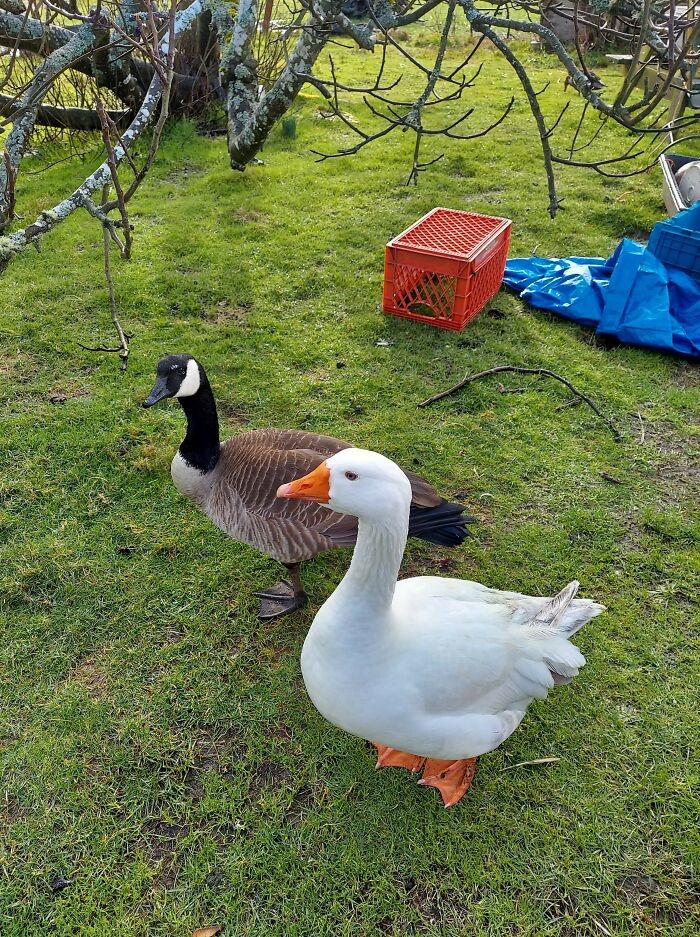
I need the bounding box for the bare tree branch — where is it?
[100,183,130,369]
[1,0,700,278]
[0,19,99,227]
[0,93,128,128]
[0,0,203,269]
[418,365,623,442]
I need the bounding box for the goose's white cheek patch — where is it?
[174,359,201,398]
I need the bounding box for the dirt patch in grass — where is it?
[616,872,660,905]
[184,726,248,801]
[71,657,108,700]
[138,810,248,888]
[644,417,700,510]
[254,640,294,668]
[400,552,456,578]
[183,769,206,801]
[46,381,90,405]
[217,400,249,424]
[202,300,252,325]
[267,721,293,742]
[539,887,580,920]
[248,760,293,799]
[1,793,27,823]
[194,726,245,766]
[140,818,187,888]
[670,362,700,389]
[205,867,227,892]
[616,870,700,926]
[0,350,42,387]
[231,208,264,223]
[402,877,444,928]
[388,876,499,932]
[285,784,317,825]
[160,164,202,183]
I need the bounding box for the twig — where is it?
[418,366,623,442]
[100,183,129,370]
[1,148,15,229]
[77,341,125,353]
[501,757,560,771]
[555,397,582,411]
[637,411,646,444]
[79,194,125,252]
[95,98,132,258]
[471,20,560,216]
[104,0,178,209]
[600,472,623,484]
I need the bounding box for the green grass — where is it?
[1,26,699,937]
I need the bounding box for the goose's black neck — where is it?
[177,373,220,473]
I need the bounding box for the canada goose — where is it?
[143,354,474,619]
[278,448,604,806]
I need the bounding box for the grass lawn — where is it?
[1,22,699,937]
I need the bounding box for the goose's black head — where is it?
[143,354,203,408]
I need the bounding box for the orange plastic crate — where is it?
[383,208,512,331]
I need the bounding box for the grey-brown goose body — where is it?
[171,427,445,565]
[144,353,473,619]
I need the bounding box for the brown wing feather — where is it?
[209,427,444,561]
[403,469,441,507]
[218,429,350,519]
[209,430,356,560]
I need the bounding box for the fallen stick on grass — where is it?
[501,757,560,772]
[418,365,623,442]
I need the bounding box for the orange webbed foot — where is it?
[418,757,478,808]
[371,742,426,773]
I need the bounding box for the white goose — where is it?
[278,448,605,807]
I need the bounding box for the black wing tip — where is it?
[407,500,477,547]
[417,526,471,547]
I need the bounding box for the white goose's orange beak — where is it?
[277,461,331,503]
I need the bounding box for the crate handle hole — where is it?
[407,302,439,318]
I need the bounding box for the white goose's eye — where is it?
[344,471,358,481]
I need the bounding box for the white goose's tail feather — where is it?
[525,580,606,685]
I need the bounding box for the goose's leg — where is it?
[372,743,426,773]
[254,563,308,620]
[418,757,478,808]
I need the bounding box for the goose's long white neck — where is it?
[327,506,409,622]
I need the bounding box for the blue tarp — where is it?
[503,203,700,360]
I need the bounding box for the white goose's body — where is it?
[281,449,605,790]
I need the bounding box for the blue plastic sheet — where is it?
[503,215,700,360]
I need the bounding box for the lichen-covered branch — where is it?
[0,0,26,14]
[0,0,203,270]
[225,0,346,170]
[0,93,128,129]
[0,20,100,228]
[466,16,561,217]
[219,0,259,164]
[0,10,75,57]
[0,7,195,110]
[461,3,621,119]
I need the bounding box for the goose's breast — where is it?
[171,452,213,503]
[300,620,406,740]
